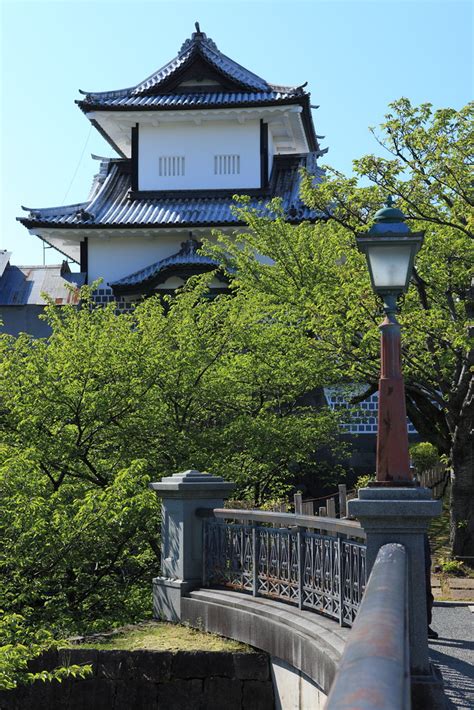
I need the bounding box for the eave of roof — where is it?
[77,91,306,112]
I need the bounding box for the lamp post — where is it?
[356,197,424,485]
[350,200,442,697]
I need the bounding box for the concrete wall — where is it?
[181,590,345,700]
[0,648,274,710]
[0,305,51,338]
[271,658,326,710]
[138,120,261,191]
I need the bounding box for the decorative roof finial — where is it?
[370,195,409,230]
[180,233,201,256]
[180,22,209,54]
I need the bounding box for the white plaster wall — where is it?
[156,276,186,290]
[87,234,189,284]
[271,658,326,710]
[138,120,261,190]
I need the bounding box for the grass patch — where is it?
[64,622,253,653]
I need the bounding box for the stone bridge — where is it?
[150,470,444,709]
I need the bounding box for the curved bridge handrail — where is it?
[325,543,410,710]
[202,507,366,540]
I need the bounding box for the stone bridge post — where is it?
[348,487,443,707]
[150,469,235,623]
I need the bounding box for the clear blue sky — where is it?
[1,0,472,266]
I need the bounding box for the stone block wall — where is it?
[0,648,274,710]
[92,288,137,314]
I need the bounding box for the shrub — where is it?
[409,442,440,473]
[354,474,375,491]
[259,498,288,512]
[438,558,466,576]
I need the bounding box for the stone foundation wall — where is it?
[0,648,274,710]
[92,288,136,313]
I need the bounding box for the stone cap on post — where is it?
[149,469,235,499]
[349,486,442,521]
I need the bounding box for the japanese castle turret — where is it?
[17,23,326,308]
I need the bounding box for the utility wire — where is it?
[61,124,93,204]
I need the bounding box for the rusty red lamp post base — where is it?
[373,303,414,486]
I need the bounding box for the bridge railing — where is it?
[200,508,367,627]
[325,543,410,710]
[152,470,442,708]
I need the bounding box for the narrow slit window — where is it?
[214,154,240,175]
[159,156,185,177]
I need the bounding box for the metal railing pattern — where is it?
[202,509,366,627]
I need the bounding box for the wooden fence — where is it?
[293,485,354,519]
[416,463,449,499]
[289,464,448,520]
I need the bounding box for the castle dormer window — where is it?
[214,154,240,175]
[159,156,185,177]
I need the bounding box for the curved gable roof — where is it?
[78,25,305,105]
[110,236,223,293]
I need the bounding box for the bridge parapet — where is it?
[150,470,445,708]
[201,508,366,627]
[150,469,367,628]
[326,543,410,709]
[348,486,444,708]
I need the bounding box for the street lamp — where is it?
[356,197,424,485]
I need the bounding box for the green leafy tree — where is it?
[0,448,159,633]
[134,281,345,502]
[0,611,91,690]
[207,100,473,559]
[0,279,344,633]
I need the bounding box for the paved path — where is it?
[429,605,474,709]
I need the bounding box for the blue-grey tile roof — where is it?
[0,262,85,305]
[19,153,324,229]
[78,28,306,110]
[80,90,302,110]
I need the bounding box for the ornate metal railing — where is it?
[202,509,367,627]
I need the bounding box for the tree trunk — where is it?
[405,386,451,457]
[450,373,474,562]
